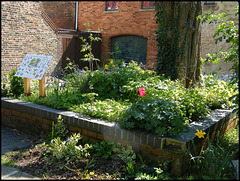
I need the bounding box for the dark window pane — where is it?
[108,1,112,9]
[111,35,147,65]
[114,1,118,9]
[106,1,118,11]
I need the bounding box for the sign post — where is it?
[15,54,53,98]
[24,78,31,96]
[39,74,46,98]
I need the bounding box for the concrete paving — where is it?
[231,160,239,180]
[1,126,42,180]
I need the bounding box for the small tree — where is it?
[79,23,102,72]
[197,6,239,114]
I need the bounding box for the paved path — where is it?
[1,126,41,180]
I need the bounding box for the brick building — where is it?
[77,1,157,69]
[1,1,238,78]
[76,1,239,73]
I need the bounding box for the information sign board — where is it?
[15,54,53,80]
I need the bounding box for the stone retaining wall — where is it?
[1,97,237,176]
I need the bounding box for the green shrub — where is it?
[197,6,239,115]
[120,97,188,137]
[113,143,136,165]
[46,133,92,166]
[47,115,69,142]
[1,69,24,98]
[63,58,92,94]
[122,74,236,122]
[1,73,8,97]
[9,69,24,98]
[90,60,156,100]
[90,140,115,159]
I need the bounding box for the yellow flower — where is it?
[110,59,114,64]
[104,64,108,70]
[195,129,206,138]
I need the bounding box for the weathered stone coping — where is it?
[1,97,237,176]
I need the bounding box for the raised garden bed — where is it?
[1,97,238,176]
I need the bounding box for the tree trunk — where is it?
[155,1,202,88]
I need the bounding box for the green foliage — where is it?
[90,140,115,159]
[107,43,125,66]
[187,128,239,180]
[1,73,8,97]
[1,69,24,98]
[122,74,236,123]
[19,81,90,110]
[217,124,239,160]
[18,60,237,137]
[200,142,237,180]
[120,97,187,137]
[79,23,102,72]
[64,158,96,179]
[16,58,237,138]
[70,99,130,122]
[91,60,156,100]
[197,6,239,115]
[2,117,238,180]
[47,115,69,142]
[134,166,171,180]
[63,58,92,94]
[120,154,145,180]
[113,143,136,165]
[46,133,92,166]
[155,2,182,80]
[1,154,17,166]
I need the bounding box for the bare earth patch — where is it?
[3,141,125,180]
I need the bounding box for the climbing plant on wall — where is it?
[155,1,202,88]
[155,2,180,80]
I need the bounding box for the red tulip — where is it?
[138,88,146,97]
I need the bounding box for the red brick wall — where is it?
[78,1,158,69]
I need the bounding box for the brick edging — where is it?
[1,97,162,148]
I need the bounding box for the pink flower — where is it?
[138,88,146,97]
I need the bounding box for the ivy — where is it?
[155,2,182,80]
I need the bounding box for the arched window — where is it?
[111,35,147,65]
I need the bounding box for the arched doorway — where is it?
[111,35,147,65]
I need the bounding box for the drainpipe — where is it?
[75,1,78,31]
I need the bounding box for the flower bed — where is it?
[12,61,238,138]
[1,60,238,176]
